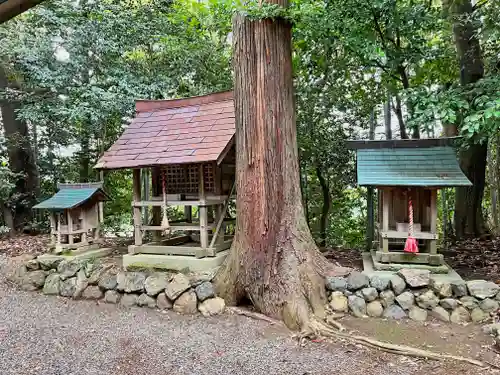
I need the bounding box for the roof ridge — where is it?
[136,91,233,113]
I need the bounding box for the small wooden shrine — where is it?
[349,138,472,271]
[33,183,108,253]
[95,91,235,270]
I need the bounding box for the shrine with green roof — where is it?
[34,183,108,253]
[349,137,471,273]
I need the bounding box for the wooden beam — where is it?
[49,213,56,246]
[66,210,73,245]
[133,169,143,247]
[199,164,208,249]
[380,230,437,240]
[209,181,235,249]
[382,189,389,252]
[81,210,88,245]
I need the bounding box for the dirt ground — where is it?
[3,234,500,373]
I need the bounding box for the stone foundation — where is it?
[13,256,225,317]
[325,268,500,324]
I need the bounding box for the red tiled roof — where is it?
[95,91,235,170]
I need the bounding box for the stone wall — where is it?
[14,257,225,317]
[326,269,500,324]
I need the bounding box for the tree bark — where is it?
[214,4,347,330]
[0,64,39,230]
[384,92,393,140]
[315,166,330,248]
[446,0,488,238]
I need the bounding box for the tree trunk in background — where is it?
[384,92,392,140]
[214,2,346,330]
[79,130,91,182]
[446,0,488,239]
[316,166,330,248]
[0,64,39,230]
[488,143,498,233]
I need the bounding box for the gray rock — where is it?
[390,275,406,295]
[346,271,369,291]
[361,287,378,302]
[137,293,157,308]
[84,262,95,278]
[343,290,353,297]
[198,297,226,317]
[348,295,366,317]
[98,272,117,291]
[60,277,77,297]
[416,290,439,309]
[104,290,121,304]
[120,293,138,307]
[355,290,364,299]
[325,277,347,292]
[73,270,88,299]
[22,270,47,290]
[471,307,488,323]
[57,260,83,280]
[380,290,395,308]
[366,300,384,317]
[173,290,198,314]
[496,291,500,302]
[43,274,61,295]
[430,306,450,322]
[195,281,215,302]
[482,323,500,336]
[38,257,63,271]
[370,275,391,292]
[479,298,499,313]
[383,305,406,320]
[26,259,40,271]
[451,281,468,297]
[429,279,452,298]
[156,293,173,310]
[398,269,430,288]
[396,291,415,310]
[460,296,479,310]
[116,272,146,293]
[450,306,471,324]
[409,306,427,322]
[440,298,459,310]
[82,286,103,300]
[329,291,348,312]
[88,264,113,285]
[144,274,170,296]
[165,273,191,300]
[467,280,500,300]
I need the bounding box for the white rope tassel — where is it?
[55,213,62,254]
[161,170,170,233]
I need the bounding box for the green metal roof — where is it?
[33,186,106,210]
[356,146,472,187]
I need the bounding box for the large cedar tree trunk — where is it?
[0,64,39,230]
[446,0,488,238]
[214,3,348,330]
[316,166,330,248]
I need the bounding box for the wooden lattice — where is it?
[162,164,215,194]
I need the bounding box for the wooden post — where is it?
[382,189,389,252]
[199,164,208,250]
[67,209,74,245]
[429,189,437,254]
[94,204,101,241]
[99,170,104,226]
[184,206,192,222]
[49,213,56,246]
[133,169,143,247]
[142,168,150,225]
[151,167,162,242]
[366,110,375,251]
[81,209,88,245]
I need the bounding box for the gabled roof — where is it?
[33,183,108,210]
[0,0,44,24]
[351,139,472,187]
[95,91,235,170]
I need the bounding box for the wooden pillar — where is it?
[49,213,56,246]
[67,209,74,245]
[133,169,142,247]
[382,188,389,252]
[366,186,374,251]
[98,170,104,226]
[429,189,437,254]
[151,167,162,242]
[94,204,101,241]
[81,209,88,245]
[199,164,208,250]
[184,206,192,222]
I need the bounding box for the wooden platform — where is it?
[369,251,448,273]
[122,251,229,272]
